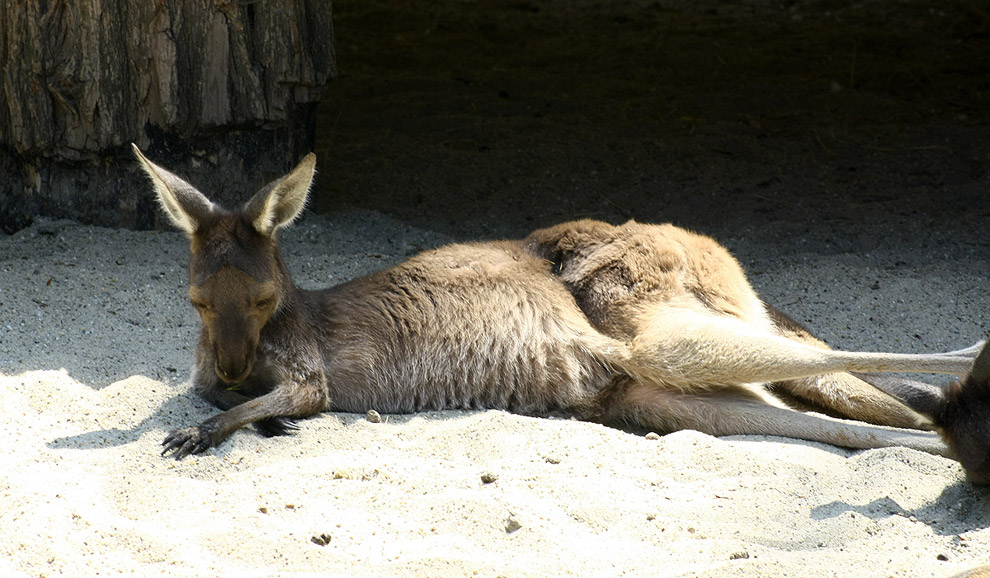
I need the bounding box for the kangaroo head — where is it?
[132,144,316,384]
[937,341,990,484]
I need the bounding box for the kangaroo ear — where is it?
[132,144,217,236]
[243,153,316,236]
[968,337,990,385]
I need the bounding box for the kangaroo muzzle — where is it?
[213,340,255,384]
[211,317,259,384]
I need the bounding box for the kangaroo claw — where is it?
[256,416,300,437]
[162,426,216,460]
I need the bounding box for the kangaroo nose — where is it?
[215,362,250,384]
[215,353,252,384]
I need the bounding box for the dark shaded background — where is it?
[311,0,989,247]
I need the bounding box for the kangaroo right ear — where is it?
[242,153,317,237]
[132,144,217,236]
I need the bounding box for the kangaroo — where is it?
[853,341,990,484]
[132,145,988,482]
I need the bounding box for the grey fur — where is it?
[133,147,987,481]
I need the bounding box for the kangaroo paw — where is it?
[162,426,217,459]
[256,416,300,437]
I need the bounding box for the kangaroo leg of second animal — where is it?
[599,378,950,456]
[162,381,325,459]
[629,307,977,390]
[769,373,932,429]
[762,305,932,429]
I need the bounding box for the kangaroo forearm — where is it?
[199,387,252,411]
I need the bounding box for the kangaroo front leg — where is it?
[162,378,327,459]
[196,386,300,438]
[629,307,976,389]
[599,379,950,456]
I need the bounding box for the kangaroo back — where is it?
[524,219,772,340]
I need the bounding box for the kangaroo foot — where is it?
[256,416,300,437]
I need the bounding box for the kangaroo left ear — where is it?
[243,153,317,236]
[132,143,219,236]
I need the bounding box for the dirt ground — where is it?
[3,3,990,576]
[313,0,989,247]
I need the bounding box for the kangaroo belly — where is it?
[319,241,622,415]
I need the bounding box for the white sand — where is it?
[2,210,989,577]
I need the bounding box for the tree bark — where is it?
[0,0,335,232]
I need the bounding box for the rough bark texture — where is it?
[0,0,335,232]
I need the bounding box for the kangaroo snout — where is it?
[208,307,263,384]
[213,342,255,384]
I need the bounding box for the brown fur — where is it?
[133,145,988,481]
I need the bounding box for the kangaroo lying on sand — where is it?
[132,145,989,482]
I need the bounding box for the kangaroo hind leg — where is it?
[627,306,977,392]
[769,372,931,430]
[764,304,942,429]
[596,377,949,456]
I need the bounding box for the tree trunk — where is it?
[0,0,335,232]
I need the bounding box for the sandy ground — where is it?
[2,207,990,578]
[3,1,990,575]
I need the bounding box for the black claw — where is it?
[256,416,300,437]
[161,426,214,459]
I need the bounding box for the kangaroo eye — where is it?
[255,298,274,309]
